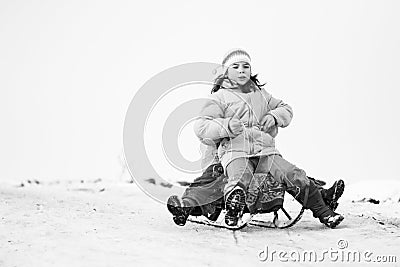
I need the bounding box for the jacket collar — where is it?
[220,77,257,93]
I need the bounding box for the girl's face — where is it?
[227,61,251,86]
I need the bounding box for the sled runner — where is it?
[188,211,255,230]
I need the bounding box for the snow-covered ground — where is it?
[1,179,399,267]
[342,180,400,203]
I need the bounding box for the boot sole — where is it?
[322,214,344,229]
[167,195,187,226]
[225,189,246,226]
[330,180,345,211]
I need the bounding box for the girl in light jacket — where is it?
[194,49,344,228]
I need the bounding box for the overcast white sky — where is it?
[1,0,400,184]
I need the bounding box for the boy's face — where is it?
[227,61,251,86]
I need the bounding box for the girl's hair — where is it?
[211,74,266,93]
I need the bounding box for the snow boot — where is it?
[167,195,193,226]
[202,198,223,221]
[321,180,345,211]
[225,187,246,226]
[319,211,344,229]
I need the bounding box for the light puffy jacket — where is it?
[194,79,293,169]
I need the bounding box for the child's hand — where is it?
[261,114,276,131]
[228,118,244,136]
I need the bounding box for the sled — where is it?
[187,191,306,230]
[168,162,338,231]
